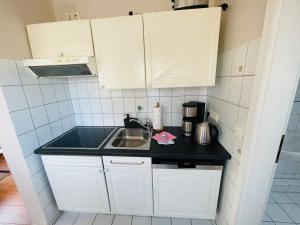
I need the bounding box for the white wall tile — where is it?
[231,44,248,76]
[90,99,102,113]
[160,97,171,113]
[102,114,114,126]
[58,101,70,117]
[1,86,28,111]
[81,114,93,126]
[30,106,49,128]
[185,87,199,96]
[101,98,114,113]
[87,83,100,98]
[244,38,260,75]
[53,84,67,101]
[223,104,239,131]
[45,103,60,123]
[17,61,38,85]
[112,98,124,113]
[123,98,136,113]
[32,169,48,193]
[228,77,243,105]
[135,89,147,97]
[18,130,40,157]
[172,113,182,126]
[184,95,199,102]
[99,89,112,98]
[163,113,172,126]
[78,99,91,114]
[0,59,21,86]
[172,88,185,96]
[76,82,89,98]
[40,85,56,104]
[221,50,234,77]
[11,109,34,135]
[36,125,53,146]
[236,107,249,138]
[135,98,148,112]
[159,88,172,97]
[111,89,123,98]
[50,120,64,138]
[23,85,44,107]
[122,89,135,97]
[92,114,103,126]
[61,116,73,131]
[171,96,184,113]
[68,83,78,98]
[25,153,43,176]
[240,76,254,108]
[114,114,124,126]
[147,88,159,97]
[75,114,83,125]
[71,100,80,113]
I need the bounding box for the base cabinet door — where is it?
[153,165,222,219]
[44,165,110,213]
[104,157,153,216]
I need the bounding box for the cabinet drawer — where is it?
[42,155,103,167]
[103,156,151,168]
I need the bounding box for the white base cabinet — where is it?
[103,157,153,216]
[152,165,222,219]
[42,156,110,213]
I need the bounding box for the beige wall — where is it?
[51,0,172,20]
[0,0,55,59]
[217,0,267,52]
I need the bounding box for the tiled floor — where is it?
[54,212,216,225]
[262,192,300,225]
[0,154,31,225]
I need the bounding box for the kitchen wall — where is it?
[0,0,55,59]
[51,0,172,20]
[0,59,75,224]
[68,77,207,127]
[207,37,260,225]
[215,0,267,52]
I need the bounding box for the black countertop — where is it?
[34,126,231,162]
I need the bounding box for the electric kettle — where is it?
[195,122,219,145]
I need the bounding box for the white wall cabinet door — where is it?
[143,8,221,88]
[27,20,94,58]
[153,165,222,219]
[92,15,146,89]
[104,157,153,215]
[44,165,110,213]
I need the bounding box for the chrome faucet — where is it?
[129,118,152,132]
[124,114,152,132]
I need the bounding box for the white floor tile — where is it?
[280,204,300,223]
[171,218,191,225]
[93,214,114,225]
[132,216,151,225]
[287,193,300,204]
[191,219,213,225]
[55,212,78,225]
[271,193,294,204]
[74,213,96,225]
[266,203,293,223]
[263,213,272,222]
[112,215,132,225]
[152,217,171,225]
[262,223,275,225]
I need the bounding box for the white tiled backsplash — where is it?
[68,77,207,127]
[207,37,260,225]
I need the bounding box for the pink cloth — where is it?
[152,131,177,142]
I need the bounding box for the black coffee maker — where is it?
[181,101,205,137]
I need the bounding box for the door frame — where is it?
[233,0,300,225]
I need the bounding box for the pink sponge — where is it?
[152,131,177,142]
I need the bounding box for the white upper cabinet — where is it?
[91,15,146,89]
[143,8,221,88]
[27,20,94,58]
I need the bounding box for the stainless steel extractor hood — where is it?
[23,56,97,78]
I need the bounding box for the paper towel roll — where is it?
[152,103,163,131]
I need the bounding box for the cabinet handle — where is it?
[109,160,144,165]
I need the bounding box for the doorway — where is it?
[0,153,31,225]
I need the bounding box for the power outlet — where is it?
[209,111,219,123]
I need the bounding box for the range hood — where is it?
[23,56,97,78]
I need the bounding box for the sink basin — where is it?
[104,128,152,150]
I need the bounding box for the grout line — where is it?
[111,215,116,225]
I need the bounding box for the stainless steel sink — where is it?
[104,128,152,150]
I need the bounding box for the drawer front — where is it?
[103,156,151,168]
[42,155,103,167]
